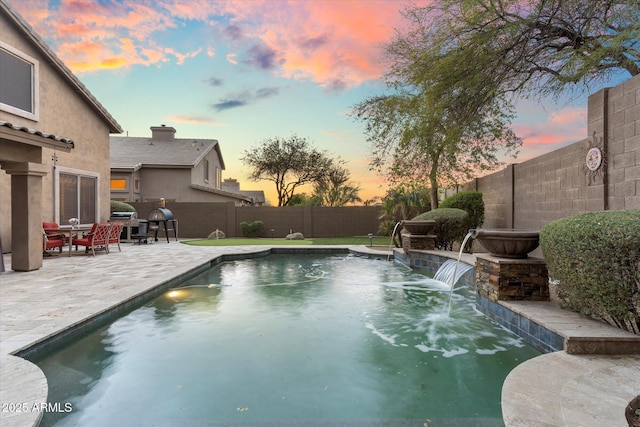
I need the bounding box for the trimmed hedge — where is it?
[110,200,136,212]
[440,191,484,229]
[440,191,484,252]
[540,210,640,334]
[240,220,265,238]
[413,208,470,250]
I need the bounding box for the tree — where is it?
[287,193,314,206]
[352,81,520,209]
[311,163,362,207]
[380,185,431,222]
[241,135,334,206]
[394,0,639,101]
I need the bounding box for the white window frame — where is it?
[203,159,210,183]
[0,41,39,121]
[54,166,100,225]
[215,166,222,188]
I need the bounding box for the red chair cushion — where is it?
[43,222,65,241]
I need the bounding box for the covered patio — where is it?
[0,122,74,272]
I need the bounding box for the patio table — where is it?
[44,225,93,257]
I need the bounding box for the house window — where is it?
[204,159,210,182]
[59,172,97,224]
[110,178,127,190]
[0,42,39,121]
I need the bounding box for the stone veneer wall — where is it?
[400,234,436,252]
[475,255,549,301]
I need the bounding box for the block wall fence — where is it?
[461,74,639,234]
[129,203,382,239]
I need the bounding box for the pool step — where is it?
[497,300,640,355]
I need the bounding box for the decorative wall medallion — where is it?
[583,131,606,184]
[585,147,602,171]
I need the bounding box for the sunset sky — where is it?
[8,0,630,204]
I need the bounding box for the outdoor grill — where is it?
[110,211,138,222]
[109,211,138,241]
[148,207,178,242]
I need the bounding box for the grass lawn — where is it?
[182,236,393,247]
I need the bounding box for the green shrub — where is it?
[377,219,393,237]
[378,219,404,247]
[413,208,470,250]
[440,191,484,252]
[110,200,136,212]
[440,191,484,229]
[540,210,640,334]
[240,220,265,238]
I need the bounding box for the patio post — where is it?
[2,161,48,271]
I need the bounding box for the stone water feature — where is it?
[471,229,540,259]
[396,227,550,302]
[400,220,437,252]
[471,229,549,302]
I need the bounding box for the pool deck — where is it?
[1,242,638,427]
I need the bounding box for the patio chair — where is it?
[42,221,67,243]
[74,222,111,256]
[107,221,124,253]
[43,229,65,255]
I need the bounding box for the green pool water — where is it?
[34,253,540,426]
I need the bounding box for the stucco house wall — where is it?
[138,168,190,202]
[189,147,223,189]
[110,170,142,202]
[0,0,121,270]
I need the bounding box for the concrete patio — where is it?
[1,241,638,426]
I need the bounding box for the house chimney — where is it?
[221,178,240,192]
[150,124,176,141]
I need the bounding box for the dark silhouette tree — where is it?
[311,163,362,207]
[241,135,334,206]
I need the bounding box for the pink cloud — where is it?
[226,53,238,65]
[164,47,202,65]
[166,114,221,125]
[8,0,50,22]
[514,107,586,146]
[9,0,195,72]
[8,0,413,87]
[227,1,406,88]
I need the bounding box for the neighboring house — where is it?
[0,0,122,271]
[110,125,265,206]
[221,178,266,206]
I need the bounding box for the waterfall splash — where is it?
[434,230,475,316]
[433,259,474,285]
[387,221,403,261]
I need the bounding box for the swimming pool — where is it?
[34,253,540,426]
